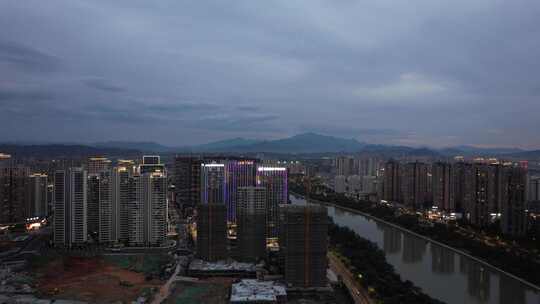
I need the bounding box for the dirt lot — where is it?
[164,279,232,304]
[35,256,161,303]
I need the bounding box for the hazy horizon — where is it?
[0,132,534,151]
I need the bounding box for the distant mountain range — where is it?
[92,133,367,154]
[192,138,263,152]
[94,141,173,153]
[1,133,539,159]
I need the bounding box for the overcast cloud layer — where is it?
[1,1,539,148]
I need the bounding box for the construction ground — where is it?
[32,254,172,303]
[163,278,233,304]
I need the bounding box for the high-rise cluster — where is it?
[181,155,327,289]
[53,156,168,247]
[175,157,287,240]
[334,156,382,201]
[381,159,529,236]
[0,158,47,224]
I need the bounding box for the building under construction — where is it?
[196,203,227,261]
[174,156,202,211]
[279,204,328,288]
[236,186,267,262]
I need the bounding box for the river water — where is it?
[290,195,540,304]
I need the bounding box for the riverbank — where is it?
[293,191,540,292]
[328,220,444,304]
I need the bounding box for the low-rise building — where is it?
[230,279,287,304]
[188,259,257,277]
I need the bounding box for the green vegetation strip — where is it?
[173,285,207,304]
[329,220,444,304]
[104,254,173,275]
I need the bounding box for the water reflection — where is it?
[431,245,455,274]
[402,235,427,264]
[460,256,492,303]
[382,226,402,254]
[499,275,525,304]
[334,207,346,216]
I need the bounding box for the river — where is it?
[290,195,540,304]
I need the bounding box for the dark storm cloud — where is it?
[145,103,219,113]
[0,41,60,72]
[1,1,539,147]
[62,100,280,133]
[235,105,260,112]
[0,89,53,102]
[83,78,126,93]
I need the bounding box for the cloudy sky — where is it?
[1,1,539,148]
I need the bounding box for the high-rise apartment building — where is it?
[27,173,48,219]
[529,176,540,202]
[130,174,144,246]
[454,162,475,213]
[236,186,266,262]
[196,203,227,261]
[225,160,256,223]
[87,174,101,235]
[148,171,168,246]
[334,175,347,194]
[383,160,401,203]
[335,156,355,176]
[200,162,225,205]
[493,164,506,216]
[357,157,380,177]
[432,162,455,211]
[401,162,429,210]
[129,171,167,247]
[87,157,111,175]
[346,175,362,195]
[174,156,202,208]
[501,167,528,236]
[256,166,288,242]
[0,166,30,223]
[98,171,114,244]
[362,175,378,194]
[53,168,87,246]
[112,166,131,243]
[279,205,328,288]
[468,164,498,227]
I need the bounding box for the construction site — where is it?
[31,254,173,303]
[164,278,233,304]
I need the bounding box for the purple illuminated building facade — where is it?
[256,166,289,241]
[225,160,256,223]
[200,162,226,205]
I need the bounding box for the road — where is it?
[151,203,188,304]
[328,252,372,304]
[151,262,181,304]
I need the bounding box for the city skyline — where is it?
[1,149,539,303]
[1,1,540,148]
